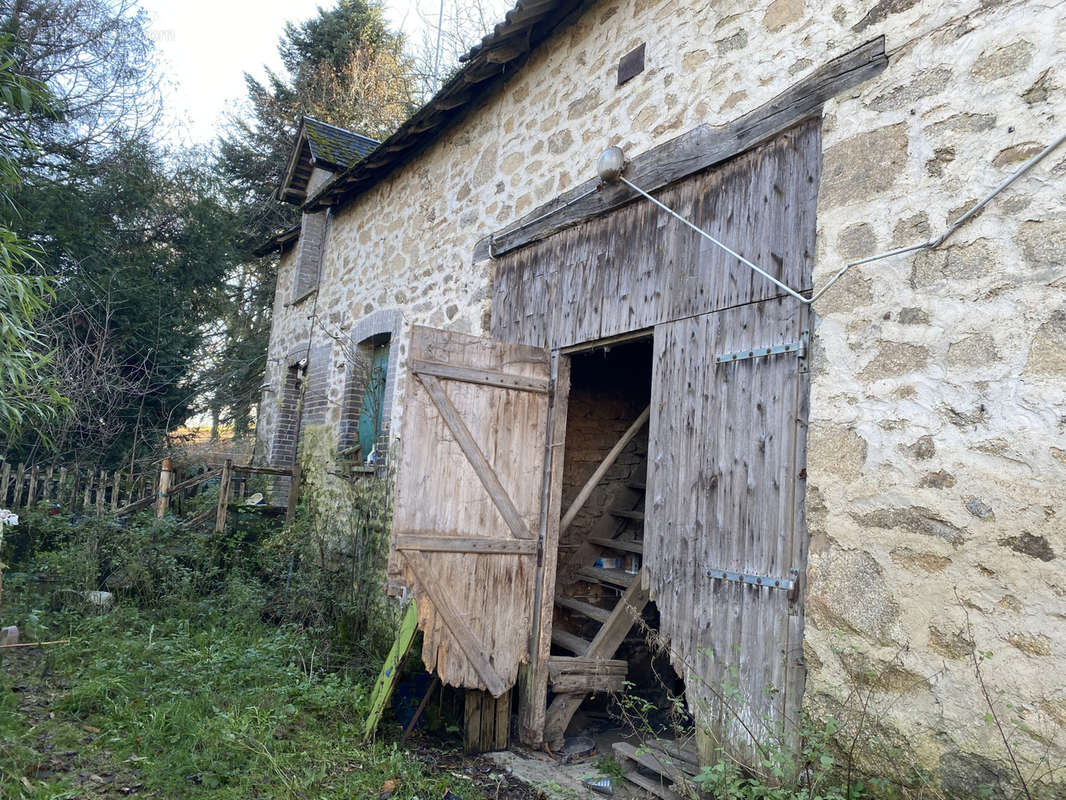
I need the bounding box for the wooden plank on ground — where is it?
[364,600,419,741]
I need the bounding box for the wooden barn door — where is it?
[390,325,551,698]
[646,296,810,764]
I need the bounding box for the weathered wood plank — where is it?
[554,595,611,623]
[410,358,550,393]
[418,373,533,540]
[405,550,508,697]
[231,465,292,476]
[214,459,233,533]
[0,462,10,506]
[550,673,624,693]
[490,119,822,350]
[394,534,538,555]
[164,468,222,498]
[588,536,643,554]
[517,353,570,746]
[550,628,590,656]
[13,463,25,508]
[547,656,627,678]
[575,566,634,589]
[477,36,885,259]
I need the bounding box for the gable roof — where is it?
[278,117,380,204]
[303,0,586,213]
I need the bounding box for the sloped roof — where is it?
[303,117,379,169]
[304,0,586,212]
[252,224,300,257]
[278,117,380,204]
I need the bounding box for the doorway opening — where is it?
[547,336,688,756]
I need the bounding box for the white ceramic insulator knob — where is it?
[596,146,626,182]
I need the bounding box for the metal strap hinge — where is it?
[706,566,799,592]
[715,331,809,365]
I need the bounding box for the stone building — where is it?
[254,0,1066,793]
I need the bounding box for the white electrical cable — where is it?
[487,186,599,258]
[618,130,1066,306]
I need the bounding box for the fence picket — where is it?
[13,463,25,508]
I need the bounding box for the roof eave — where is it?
[302,0,589,214]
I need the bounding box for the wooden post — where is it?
[214,459,232,534]
[464,689,510,753]
[82,467,91,510]
[96,470,106,516]
[13,463,25,508]
[1,461,10,507]
[57,467,67,509]
[44,465,54,504]
[26,465,39,507]
[156,458,173,518]
[111,470,121,511]
[284,460,301,525]
[70,466,81,512]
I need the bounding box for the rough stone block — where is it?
[821,124,908,209]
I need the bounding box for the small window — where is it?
[357,339,390,459]
[339,332,391,461]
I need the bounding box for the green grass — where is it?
[0,593,483,799]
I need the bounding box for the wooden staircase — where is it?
[612,739,702,800]
[544,481,650,745]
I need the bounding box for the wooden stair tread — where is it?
[550,628,591,655]
[611,509,645,521]
[576,566,635,588]
[646,738,700,769]
[555,595,611,623]
[614,741,699,779]
[547,656,627,676]
[628,480,646,490]
[622,769,683,800]
[588,536,643,554]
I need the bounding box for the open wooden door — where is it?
[390,325,551,698]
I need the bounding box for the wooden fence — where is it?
[0,456,293,530]
[0,459,160,515]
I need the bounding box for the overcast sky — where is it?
[139,0,460,147]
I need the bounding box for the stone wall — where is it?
[255,0,1066,786]
[804,1,1066,791]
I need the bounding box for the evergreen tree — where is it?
[212,0,416,440]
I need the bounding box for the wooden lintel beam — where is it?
[559,406,650,533]
[474,36,887,260]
